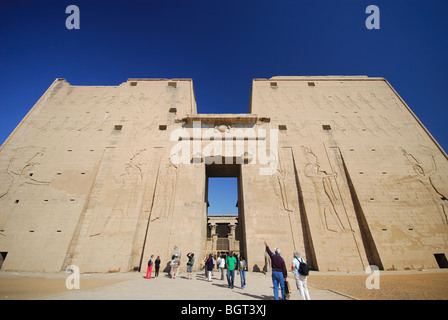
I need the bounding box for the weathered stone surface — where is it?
[0,76,446,273]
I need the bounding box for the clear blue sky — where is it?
[1,1,447,214]
[208,178,238,215]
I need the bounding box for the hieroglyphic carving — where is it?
[346,95,362,110]
[354,116,376,136]
[379,115,403,137]
[356,92,375,109]
[322,95,338,111]
[334,95,351,110]
[366,115,390,137]
[309,95,325,110]
[370,92,401,111]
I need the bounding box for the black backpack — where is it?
[297,258,309,276]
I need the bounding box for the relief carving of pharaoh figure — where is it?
[301,146,347,233]
[400,146,448,224]
[0,147,49,204]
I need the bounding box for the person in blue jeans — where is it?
[226,251,237,289]
[265,241,288,300]
[238,256,247,289]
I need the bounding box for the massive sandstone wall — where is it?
[0,78,205,272]
[248,76,448,271]
[0,76,447,273]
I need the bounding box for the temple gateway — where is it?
[0,76,447,273]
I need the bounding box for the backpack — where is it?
[296,257,309,276]
[148,259,153,267]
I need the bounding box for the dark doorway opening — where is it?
[434,253,448,268]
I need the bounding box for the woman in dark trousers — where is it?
[154,256,161,278]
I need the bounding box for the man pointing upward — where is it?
[264,241,288,300]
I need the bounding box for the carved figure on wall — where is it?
[333,95,350,110]
[370,92,401,111]
[346,95,362,110]
[309,96,324,110]
[0,147,49,202]
[356,93,375,109]
[154,161,179,219]
[379,116,403,137]
[400,147,448,224]
[340,115,362,136]
[302,146,347,232]
[92,149,147,235]
[366,115,390,137]
[172,245,182,259]
[276,167,293,213]
[263,250,272,273]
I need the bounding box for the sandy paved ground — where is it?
[308,271,448,300]
[1,269,447,300]
[0,277,125,300]
[0,271,132,300]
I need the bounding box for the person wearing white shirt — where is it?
[218,254,226,280]
[291,250,311,300]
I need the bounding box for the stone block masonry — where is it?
[0,76,447,273]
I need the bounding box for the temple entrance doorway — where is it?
[204,163,247,261]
